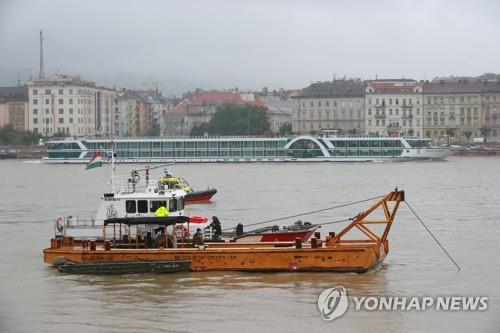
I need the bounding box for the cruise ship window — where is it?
[125,200,136,213]
[177,198,184,211]
[137,200,148,213]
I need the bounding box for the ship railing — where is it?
[112,175,161,194]
[60,213,101,228]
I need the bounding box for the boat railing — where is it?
[112,175,161,194]
[60,213,102,228]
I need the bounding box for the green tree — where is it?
[463,130,473,143]
[425,130,432,138]
[191,103,270,136]
[146,124,160,137]
[445,128,455,145]
[0,125,42,145]
[480,126,491,144]
[407,128,415,137]
[278,123,292,136]
[348,128,357,135]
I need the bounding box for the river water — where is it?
[0,158,499,332]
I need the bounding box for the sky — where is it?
[1,0,500,95]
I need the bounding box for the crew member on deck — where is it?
[210,216,222,240]
[155,205,169,217]
[193,228,204,246]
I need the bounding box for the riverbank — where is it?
[0,145,46,159]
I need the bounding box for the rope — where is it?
[316,218,352,226]
[406,201,461,272]
[222,194,385,231]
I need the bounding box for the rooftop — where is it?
[297,80,366,98]
[28,74,96,88]
[367,80,422,94]
[423,81,482,94]
[0,85,29,102]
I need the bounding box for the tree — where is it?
[463,130,473,143]
[480,126,491,144]
[0,125,42,146]
[425,130,431,138]
[146,124,160,137]
[51,131,69,138]
[348,128,357,135]
[190,103,270,136]
[445,128,455,145]
[278,123,292,136]
[407,128,415,137]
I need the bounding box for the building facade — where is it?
[422,81,482,142]
[479,81,500,142]
[165,91,247,136]
[365,80,423,137]
[255,92,294,134]
[28,75,118,137]
[0,86,29,131]
[293,80,366,135]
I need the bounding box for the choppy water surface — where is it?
[0,158,499,332]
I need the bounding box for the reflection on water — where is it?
[0,158,499,332]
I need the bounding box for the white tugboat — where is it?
[56,162,209,242]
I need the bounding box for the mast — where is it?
[39,30,45,79]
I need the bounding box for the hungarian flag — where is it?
[86,152,103,170]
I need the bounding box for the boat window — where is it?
[150,200,167,212]
[125,200,136,213]
[169,198,178,212]
[177,197,184,211]
[137,200,148,213]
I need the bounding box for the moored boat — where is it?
[225,220,319,243]
[160,171,217,203]
[42,136,451,163]
[44,189,405,273]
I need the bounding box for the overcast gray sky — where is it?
[1,0,499,95]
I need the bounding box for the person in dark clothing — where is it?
[193,228,204,246]
[235,223,244,237]
[210,216,222,240]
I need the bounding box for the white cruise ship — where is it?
[42,135,451,163]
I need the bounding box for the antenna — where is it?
[39,30,45,79]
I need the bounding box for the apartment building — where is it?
[365,80,423,137]
[422,81,482,142]
[28,74,117,137]
[0,85,29,131]
[293,80,365,135]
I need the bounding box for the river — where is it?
[0,157,498,332]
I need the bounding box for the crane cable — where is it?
[221,194,385,231]
[406,201,461,272]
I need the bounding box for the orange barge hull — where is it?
[43,241,388,273]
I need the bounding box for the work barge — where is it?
[44,190,405,273]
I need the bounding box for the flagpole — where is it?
[111,141,115,193]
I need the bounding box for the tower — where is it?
[39,30,44,79]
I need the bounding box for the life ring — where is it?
[174,224,189,239]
